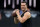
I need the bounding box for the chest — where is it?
[20,10,27,17]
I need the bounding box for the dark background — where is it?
[0,0,40,27]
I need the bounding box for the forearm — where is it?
[14,17,19,24]
[17,14,23,23]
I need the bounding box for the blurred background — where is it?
[0,0,40,27]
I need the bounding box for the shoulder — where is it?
[24,12,31,15]
[24,12,31,18]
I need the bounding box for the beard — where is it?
[22,9,26,12]
[21,8,27,12]
[21,7,27,12]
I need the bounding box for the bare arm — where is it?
[17,12,31,23]
[14,17,19,24]
[12,10,19,24]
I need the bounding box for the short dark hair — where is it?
[21,1,26,3]
[21,1,27,5]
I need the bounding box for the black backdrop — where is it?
[0,0,40,11]
[0,0,40,27]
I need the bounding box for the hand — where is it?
[16,9,20,15]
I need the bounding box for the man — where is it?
[13,2,31,27]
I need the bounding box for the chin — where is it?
[21,9,25,11]
[22,9,25,11]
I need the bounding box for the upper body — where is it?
[19,10,31,27]
[13,1,31,27]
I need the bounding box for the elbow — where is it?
[20,20,24,23]
[20,21,24,23]
[19,19,26,23]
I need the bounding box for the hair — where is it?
[21,1,27,5]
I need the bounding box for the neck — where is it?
[22,10,27,13]
[21,9,27,13]
[23,10,25,13]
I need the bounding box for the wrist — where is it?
[17,14,20,16]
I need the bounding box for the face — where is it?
[21,3,27,11]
